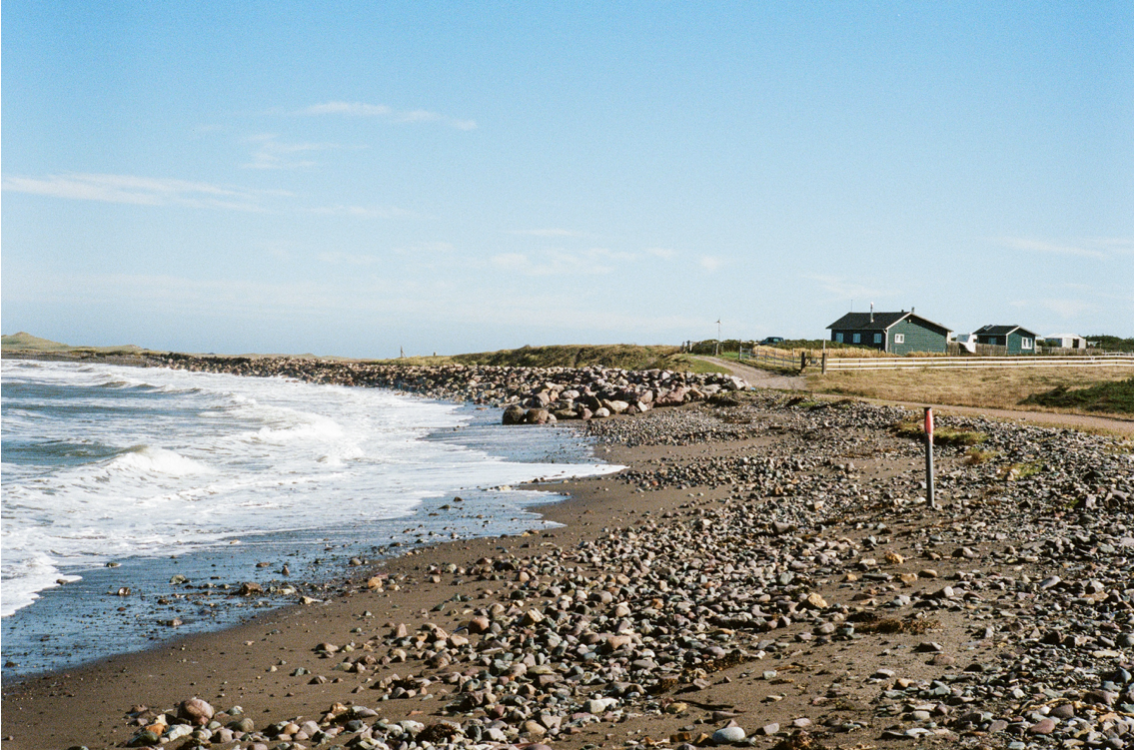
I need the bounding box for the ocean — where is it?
[0,359,619,678]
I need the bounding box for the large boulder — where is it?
[603,399,629,414]
[524,408,555,425]
[502,404,527,425]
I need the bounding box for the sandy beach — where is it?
[1,384,1133,750]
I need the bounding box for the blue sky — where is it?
[3,2,1132,356]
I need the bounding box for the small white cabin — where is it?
[1044,334,1086,350]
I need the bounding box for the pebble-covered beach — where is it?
[2,360,1133,750]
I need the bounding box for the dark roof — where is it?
[973,324,1038,337]
[827,311,951,334]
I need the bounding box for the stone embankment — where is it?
[151,354,749,424]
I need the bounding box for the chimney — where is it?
[911,306,915,314]
[870,302,874,324]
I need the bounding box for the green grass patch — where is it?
[893,421,988,447]
[998,461,1043,481]
[1020,378,1133,415]
[671,354,731,374]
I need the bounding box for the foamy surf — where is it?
[1,359,620,623]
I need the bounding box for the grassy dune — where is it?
[373,344,729,373]
[1,332,144,356]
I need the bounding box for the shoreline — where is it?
[1,368,1133,750]
[0,365,616,681]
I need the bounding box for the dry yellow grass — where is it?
[753,345,893,360]
[807,365,1134,414]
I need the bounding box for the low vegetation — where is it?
[997,461,1043,481]
[370,345,730,374]
[965,448,998,465]
[893,421,988,447]
[1020,378,1133,415]
[810,366,1134,416]
[1,332,145,356]
[1085,335,1134,353]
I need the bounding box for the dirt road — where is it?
[698,355,807,391]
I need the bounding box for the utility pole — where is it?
[715,319,721,356]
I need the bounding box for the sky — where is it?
[2,1,1133,357]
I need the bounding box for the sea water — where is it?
[1,359,619,677]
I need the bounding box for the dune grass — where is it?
[893,421,988,446]
[1020,378,1133,415]
[367,344,729,373]
[1,332,145,356]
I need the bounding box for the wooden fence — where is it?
[819,352,1133,372]
[739,349,811,371]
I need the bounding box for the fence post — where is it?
[800,352,806,371]
[821,351,827,374]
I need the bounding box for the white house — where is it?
[1044,334,1087,350]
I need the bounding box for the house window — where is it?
[894,333,904,344]
[1022,338,1033,350]
[835,333,844,343]
[874,333,882,344]
[852,333,861,344]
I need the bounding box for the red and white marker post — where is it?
[924,407,936,508]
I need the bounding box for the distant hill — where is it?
[1,332,144,355]
[1,332,75,351]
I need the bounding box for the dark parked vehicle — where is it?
[758,337,785,346]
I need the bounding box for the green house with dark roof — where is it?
[972,324,1038,355]
[827,310,951,354]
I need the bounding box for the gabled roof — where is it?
[973,324,1038,338]
[827,311,951,334]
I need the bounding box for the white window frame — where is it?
[835,333,844,343]
[894,333,904,344]
[1021,337,1033,350]
[852,333,861,344]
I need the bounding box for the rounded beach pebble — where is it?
[711,726,747,744]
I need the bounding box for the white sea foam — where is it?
[108,445,216,476]
[1,360,619,617]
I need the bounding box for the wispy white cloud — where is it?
[644,247,677,259]
[310,204,420,219]
[491,247,636,276]
[298,100,476,130]
[244,134,342,170]
[1,173,276,211]
[318,251,380,266]
[301,102,393,117]
[994,236,1132,260]
[508,228,587,238]
[805,273,882,301]
[699,256,725,273]
[1011,297,1096,319]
